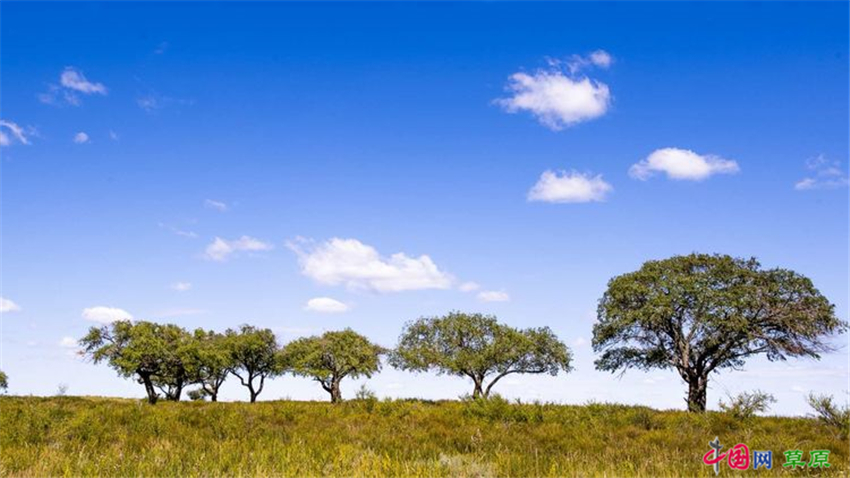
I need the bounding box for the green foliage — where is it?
[593,253,846,412]
[192,329,233,401]
[186,389,207,401]
[391,312,573,398]
[807,393,850,439]
[718,390,776,419]
[280,329,384,402]
[225,325,280,402]
[79,321,199,403]
[0,371,7,392]
[1,396,845,477]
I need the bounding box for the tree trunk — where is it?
[472,378,484,399]
[141,374,158,404]
[210,392,218,402]
[686,376,707,412]
[249,387,258,403]
[330,380,342,403]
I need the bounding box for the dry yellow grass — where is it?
[0,395,846,477]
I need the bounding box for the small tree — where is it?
[391,312,573,399]
[718,390,776,419]
[227,325,280,402]
[280,329,384,403]
[150,325,198,401]
[807,393,850,439]
[593,254,846,412]
[0,370,7,392]
[80,320,196,403]
[193,329,233,402]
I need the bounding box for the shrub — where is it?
[187,389,208,401]
[807,393,849,439]
[718,390,775,419]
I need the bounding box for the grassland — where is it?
[0,395,846,477]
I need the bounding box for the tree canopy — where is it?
[226,325,280,402]
[280,329,385,402]
[192,329,234,402]
[80,320,198,403]
[0,370,7,392]
[391,312,573,398]
[593,253,846,412]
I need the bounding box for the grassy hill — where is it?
[1,395,845,477]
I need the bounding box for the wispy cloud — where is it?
[459,281,481,292]
[564,49,614,74]
[795,155,849,191]
[82,306,133,324]
[204,236,273,261]
[304,297,350,313]
[496,53,612,130]
[158,222,198,239]
[40,67,106,106]
[0,120,32,147]
[528,170,612,203]
[136,91,194,113]
[204,199,229,212]
[170,282,192,292]
[288,237,453,293]
[0,297,21,313]
[630,148,739,181]
[58,337,78,349]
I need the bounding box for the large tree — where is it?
[280,329,385,403]
[226,325,280,402]
[391,312,573,399]
[80,321,197,403]
[192,329,234,402]
[593,253,846,412]
[0,370,7,392]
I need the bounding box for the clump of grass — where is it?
[0,395,846,477]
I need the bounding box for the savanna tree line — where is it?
[3,253,843,412]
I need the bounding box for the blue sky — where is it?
[1,2,847,415]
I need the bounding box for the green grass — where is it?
[1,395,846,477]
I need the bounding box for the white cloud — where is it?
[459,281,481,292]
[158,222,198,239]
[204,199,229,212]
[565,50,614,73]
[304,297,350,314]
[795,154,849,191]
[0,120,32,146]
[109,130,119,141]
[477,290,510,302]
[528,170,613,203]
[41,68,106,106]
[588,50,613,68]
[59,337,78,348]
[572,337,587,347]
[629,147,740,181]
[82,306,133,324]
[73,132,90,144]
[60,67,107,95]
[497,57,611,130]
[204,235,273,261]
[0,297,21,313]
[170,282,192,292]
[288,237,453,293]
